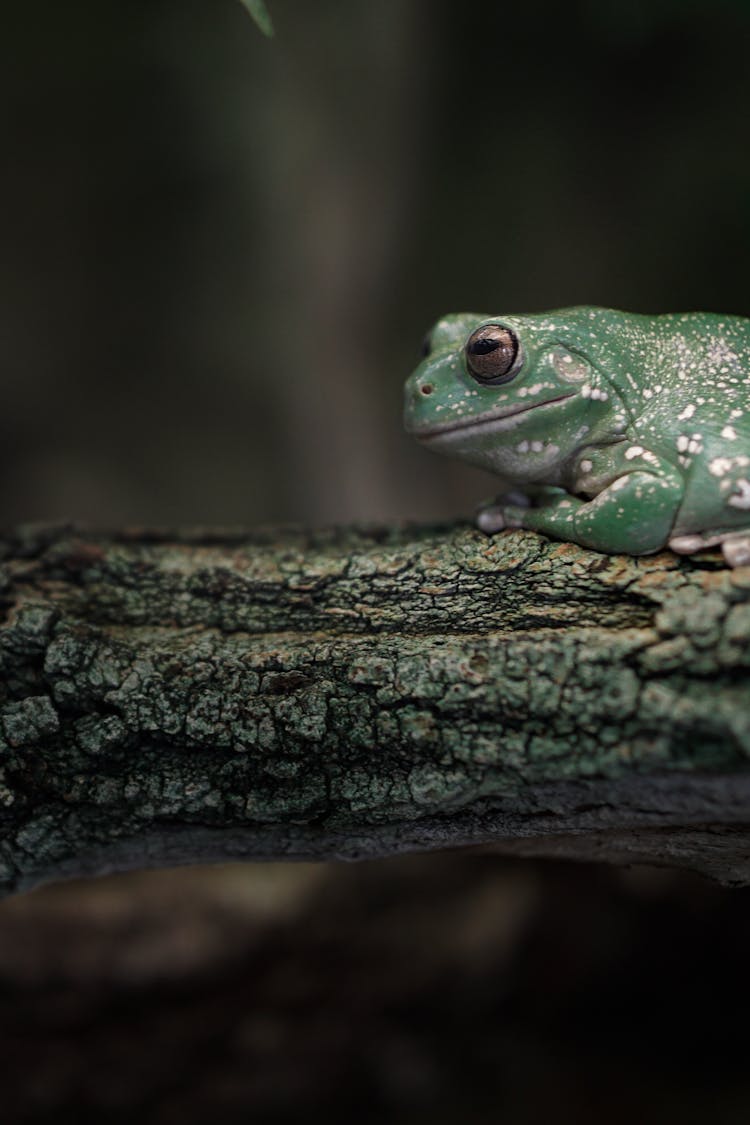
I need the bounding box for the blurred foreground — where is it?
[0,853,748,1123]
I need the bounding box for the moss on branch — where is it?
[0,521,749,894]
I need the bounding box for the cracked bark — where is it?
[0,520,749,895]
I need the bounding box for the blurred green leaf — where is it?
[238,0,274,37]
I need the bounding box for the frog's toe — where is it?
[722,536,750,568]
[476,506,507,535]
[669,530,750,566]
[476,491,531,535]
[669,533,708,555]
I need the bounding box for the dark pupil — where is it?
[469,338,501,356]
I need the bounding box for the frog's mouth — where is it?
[411,392,575,441]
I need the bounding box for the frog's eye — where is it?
[465,325,520,384]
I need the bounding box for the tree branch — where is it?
[0,521,749,894]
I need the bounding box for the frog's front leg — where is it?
[477,486,565,534]
[480,469,684,556]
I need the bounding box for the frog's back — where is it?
[626,311,750,539]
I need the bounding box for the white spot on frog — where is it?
[710,457,733,478]
[728,479,750,510]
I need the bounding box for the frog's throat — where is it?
[412,392,576,441]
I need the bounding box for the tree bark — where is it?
[0,520,749,895]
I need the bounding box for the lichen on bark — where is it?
[0,520,749,895]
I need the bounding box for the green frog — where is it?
[404,307,750,565]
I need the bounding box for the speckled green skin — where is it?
[405,308,750,559]
[1,523,750,892]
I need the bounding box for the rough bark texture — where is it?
[0,520,749,895]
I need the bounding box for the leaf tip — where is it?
[239,0,274,37]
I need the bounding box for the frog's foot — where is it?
[476,491,530,535]
[722,536,750,568]
[669,531,750,567]
[668,532,725,555]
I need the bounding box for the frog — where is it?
[404,307,750,566]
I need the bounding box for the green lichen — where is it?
[1,695,59,747]
[0,522,748,893]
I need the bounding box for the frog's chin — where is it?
[411,393,575,444]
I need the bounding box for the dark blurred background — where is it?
[4,0,750,527]
[3,1,750,1120]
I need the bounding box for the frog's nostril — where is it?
[420,383,434,396]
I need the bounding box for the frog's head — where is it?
[404,311,621,480]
